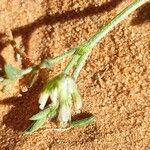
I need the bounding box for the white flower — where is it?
[72,89,82,113]
[38,73,82,128]
[50,88,58,105]
[58,101,71,128]
[39,92,50,110]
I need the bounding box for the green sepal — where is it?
[23,117,47,135]
[48,106,58,119]
[29,107,50,120]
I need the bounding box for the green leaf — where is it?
[30,107,50,120]
[23,117,47,135]
[71,115,96,127]
[4,64,23,80]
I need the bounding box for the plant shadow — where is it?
[131,2,150,25]
[0,79,43,132]
[72,112,94,121]
[10,0,123,55]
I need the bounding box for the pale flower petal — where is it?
[72,89,82,113]
[50,88,58,105]
[38,73,82,127]
[39,92,50,110]
[58,104,71,127]
[66,77,76,94]
[75,97,82,113]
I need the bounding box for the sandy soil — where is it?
[0,0,150,149]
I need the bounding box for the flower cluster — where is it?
[39,73,82,128]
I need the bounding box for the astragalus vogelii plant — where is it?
[0,0,147,134]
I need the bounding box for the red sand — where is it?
[0,0,150,149]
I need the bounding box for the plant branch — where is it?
[72,0,148,79]
[40,48,76,69]
[20,48,76,76]
[63,54,80,74]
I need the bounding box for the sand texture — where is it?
[0,0,150,149]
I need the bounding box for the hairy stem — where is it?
[63,54,80,74]
[72,52,89,79]
[40,48,76,69]
[87,0,147,49]
[72,0,147,79]
[20,48,76,76]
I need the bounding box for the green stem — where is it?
[72,53,89,79]
[20,48,76,76]
[87,0,147,49]
[21,67,34,76]
[40,48,76,69]
[73,0,147,79]
[63,54,80,74]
